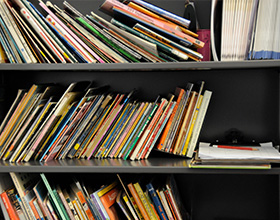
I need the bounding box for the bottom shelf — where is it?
[0,172,279,220]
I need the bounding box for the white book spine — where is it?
[186,90,212,158]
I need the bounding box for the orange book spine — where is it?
[100,187,119,220]
[0,191,20,220]
[157,89,185,151]
[76,191,95,220]
[127,183,150,220]
[29,199,40,220]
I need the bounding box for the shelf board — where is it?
[0,60,279,71]
[1,158,280,174]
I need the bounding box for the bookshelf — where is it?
[0,0,280,219]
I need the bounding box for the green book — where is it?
[40,173,70,220]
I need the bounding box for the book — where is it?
[9,173,39,220]
[40,173,70,220]
[128,0,191,28]
[0,189,20,220]
[130,98,167,160]
[70,181,95,220]
[99,0,202,49]
[116,190,133,220]
[0,0,35,63]
[127,183,149,220]
[90,186,110,220]
[141,100,176,159]
[98,181,120,220]
[116,174,140,220]
[33,180,55,220]
[38,0,98,63]
[146,183,168,220]
[133,182,157,220]
[186,90,212,158]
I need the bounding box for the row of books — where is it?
[0,173,189,220]
[211,0,280,61]
[0,0,204,63]
[0,80,212,162]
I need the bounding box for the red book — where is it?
[1,191,20,220]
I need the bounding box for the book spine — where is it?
[142,102,175,159]
[76,191,95,220]
[127,183,150,220]
[146,184,168,220]
[65,197,79,220]
[9,173,34,220]
[19,8,65,63]
[0,191,20,220]
[130,0,191,28]
[181,95,203,156]
[90,193,108,220]
[186,90,212,158]
[133,183,157,220]
[29,199,40,220]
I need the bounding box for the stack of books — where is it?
[0,173,190,220]
[0,80,212,162]
[0,0,204,63]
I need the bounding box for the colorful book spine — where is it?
[0,191,20,220]
[146,183,168,220]
[129,0,191,28]
[127,183,149,220]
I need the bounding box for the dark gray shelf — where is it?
[0,158,280,174]
[0,60,280,71]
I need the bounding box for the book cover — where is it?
[98,182,120,220]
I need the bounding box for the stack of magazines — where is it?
[0,0,204,63]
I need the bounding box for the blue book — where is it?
[146,183,168,220]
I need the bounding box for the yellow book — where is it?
[181,94,203,156]
[133,182,157,220]
[0,84,37,148]
[97,181,118,197]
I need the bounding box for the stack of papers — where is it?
[189,142,280,169]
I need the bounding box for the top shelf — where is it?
[0,60,280,71]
